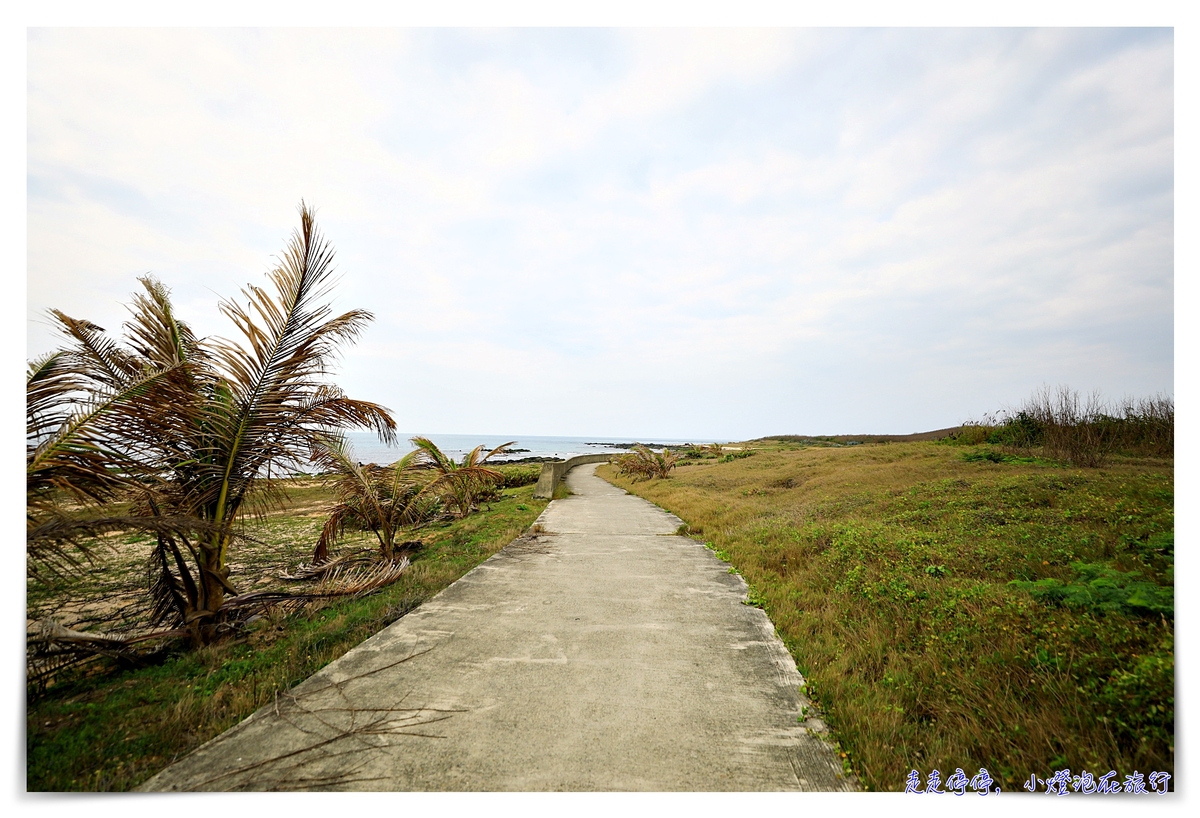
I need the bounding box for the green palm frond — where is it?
[405,438,514,518]
[310,435,430,563]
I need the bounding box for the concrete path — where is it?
[141,465,855,791]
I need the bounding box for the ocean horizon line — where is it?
[343,431,720,466]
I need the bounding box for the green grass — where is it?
[26,480,548,792]
[598,440,1173,791]
[493,462,544,488]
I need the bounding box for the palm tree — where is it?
[408,437,515,518]
[615,444,680,480]
[309,435,433,565]
[32,203,396,644]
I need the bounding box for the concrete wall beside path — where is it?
[532,453,614,499]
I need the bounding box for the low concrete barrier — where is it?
[532,453,615,499]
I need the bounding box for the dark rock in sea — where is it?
[585,442,686,450]
[492,456,565,464]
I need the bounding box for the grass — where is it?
[493,462,544,488]
[598,438,1173,792]
[26,478,548,792]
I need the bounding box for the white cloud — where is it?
[27,28,1173,438]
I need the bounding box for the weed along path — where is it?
[141,464,855,791]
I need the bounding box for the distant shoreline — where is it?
[340,430,965,468]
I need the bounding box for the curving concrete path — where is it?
[141,465,855,791]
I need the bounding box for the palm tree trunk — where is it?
[379,526,394,561]
[189,538,235,644]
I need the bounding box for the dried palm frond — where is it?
[27,618,185,695]
[281,549,377,581]
[221,557,411,615]
[311,557,411,597]
[26,352,83,444]
[26,345,192,579]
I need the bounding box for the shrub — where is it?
[1009,562,1173,618]
[407,437,514,518]
[952,387,1173,466]
[492,464,542,489]
[615,444,680,480]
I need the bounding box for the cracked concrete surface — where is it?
[140,464,856,791]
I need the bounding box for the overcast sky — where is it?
[26,27,1173,440]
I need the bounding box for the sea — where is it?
[343,431,715,466]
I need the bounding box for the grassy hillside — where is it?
[599,439,1173,791]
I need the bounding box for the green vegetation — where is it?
[492,463,543,489]
[599,430,1173,791]
[1009,560,1173,618]
[308,435,519,564]
[27,478,548,791]
[950,386,1172,466]
[406,436,516,518]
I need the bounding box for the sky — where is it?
[7,10,1196,815]
[25,26,1175,441]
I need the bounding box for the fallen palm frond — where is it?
[173,558,412,621]
[281,549,413,590]
[310,557,411,598]
[280,549,377,580]
[27,619,186,694]
[29,556,412,694]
